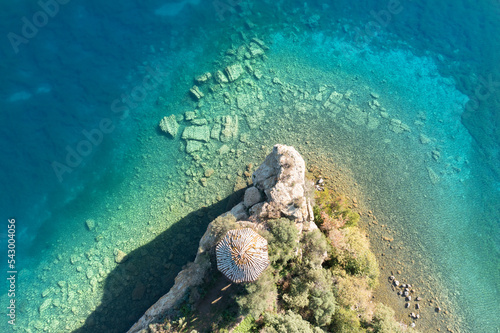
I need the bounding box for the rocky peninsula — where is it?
[128,144,412,333]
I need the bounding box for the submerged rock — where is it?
[195,72,212,84]
[215,70,229,83]
[184,111,196,121]
[114,249,128,264]
[132,282,146,301]
[182,125,210,142]
[389,118,411,134]
[210,123,221,140]
[39,298,52,314]
[189,85,204,100]
[159,115,179,138]
[225,63,245,82]
[220,115,239,142]
[248,42,264,57]
[85,219,95,231]
[191,118,208,126]
[186,140,203,154]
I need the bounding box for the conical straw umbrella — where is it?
[216,228,270,283]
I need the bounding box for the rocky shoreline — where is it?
[128,144,439,333]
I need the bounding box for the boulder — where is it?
[249,202,265,217]
[186,140,203,153]
[184,111,196,121]
[229,202,249,221]
[215,70,229,83]
[190,85,204,100]
[244,186,262,208]
[191,118,208,126]
[211,123,221,140]
[220,115,239,142]
[159,115,179,138]
[182,125,210,142]
[252,144,312,224]
[195,72,212,84]
[225,63,245,82]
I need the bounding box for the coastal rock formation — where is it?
[251,144,315,231]
[127,145,314,333]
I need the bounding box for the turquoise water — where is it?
[0,1,499,332]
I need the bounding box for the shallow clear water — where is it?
[1,1,499,332]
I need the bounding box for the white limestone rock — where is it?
[252,144,312,224]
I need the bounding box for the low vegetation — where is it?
[151,188,409,333]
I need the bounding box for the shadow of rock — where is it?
[73,188,245,333]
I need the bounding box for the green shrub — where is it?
[372,304,404,333]
[314,189,359,229]
[330,307,365,333]
[236,269,277,318]
[334,275,374,323]
[301,229,329,268]
[262,310,324,333]
[233,315,257,333]
[266,218,299,268]
[340,228,379,288]
[309,287,336,327]
[283,268,336,327]
[210,214,239,243]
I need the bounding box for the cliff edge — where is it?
[128,144,314,333]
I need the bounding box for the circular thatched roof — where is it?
[216,228,269,283]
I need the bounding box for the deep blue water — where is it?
[0,0,499,332]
